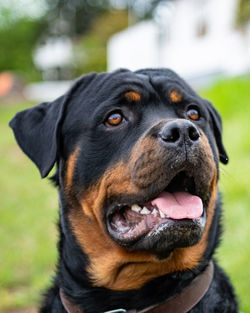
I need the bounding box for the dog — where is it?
[10,68,238,313]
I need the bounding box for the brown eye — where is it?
[187,108,200,121]
[106,112,123,126]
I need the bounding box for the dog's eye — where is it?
[187,108,200,121]
[105,112,123,127]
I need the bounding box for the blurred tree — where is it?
[0,17,45,81]
[127,0,169,19]
[44,0,111,37]
[237,0,250,26]
[44,0,166,37]
[42,0,167,75]
[0,0,168,81]
[74,10,128,74]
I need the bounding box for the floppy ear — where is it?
[9,73,98,178]
[206,101,229,164]
[9,95,66,178]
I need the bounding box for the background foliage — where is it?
[74,10,128,75]
[0,0,249,81]
[237,0,250,26]
[0,17,45,81]
[0,0,164,81]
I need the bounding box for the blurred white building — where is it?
[108,0,250,86]
[34,37,74,81]
[26,37,74,102]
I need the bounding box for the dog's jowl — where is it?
[10,69,238,313]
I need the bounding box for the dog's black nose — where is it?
[159,120,200,146]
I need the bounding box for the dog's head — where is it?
[10,69,228,290]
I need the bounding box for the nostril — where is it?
[159,120,200,146]
[160,127,180,143]
[188,126,200,141]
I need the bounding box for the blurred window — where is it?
[196,20,208,38]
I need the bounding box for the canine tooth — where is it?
[152,208,158,216]
[131,204,141,212]
[140,207,151,215]
[159,210,165,218]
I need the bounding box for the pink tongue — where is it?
[151,191,203,220]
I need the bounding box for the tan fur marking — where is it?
[69,133,217,290]
[125,91,141,102]
[170,90,182,103]
[65,147,80,191]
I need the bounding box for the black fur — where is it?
[10,69,237,313]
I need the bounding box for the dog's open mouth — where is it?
[107,171,207,247]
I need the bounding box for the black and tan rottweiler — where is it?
[10,69,238,313]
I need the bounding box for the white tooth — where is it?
[159,210,165,218]
[152,208,158,216]
[140,207,151,215]
[131,204,141,212]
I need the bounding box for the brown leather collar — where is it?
[60,260,214,313]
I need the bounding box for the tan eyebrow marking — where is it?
[169,90,182,103]
[125,91,141,102]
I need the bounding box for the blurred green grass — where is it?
[200,77,250,313]
[0,77,250,312]
[0,104,58,310]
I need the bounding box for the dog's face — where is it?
[10,69,228,291]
